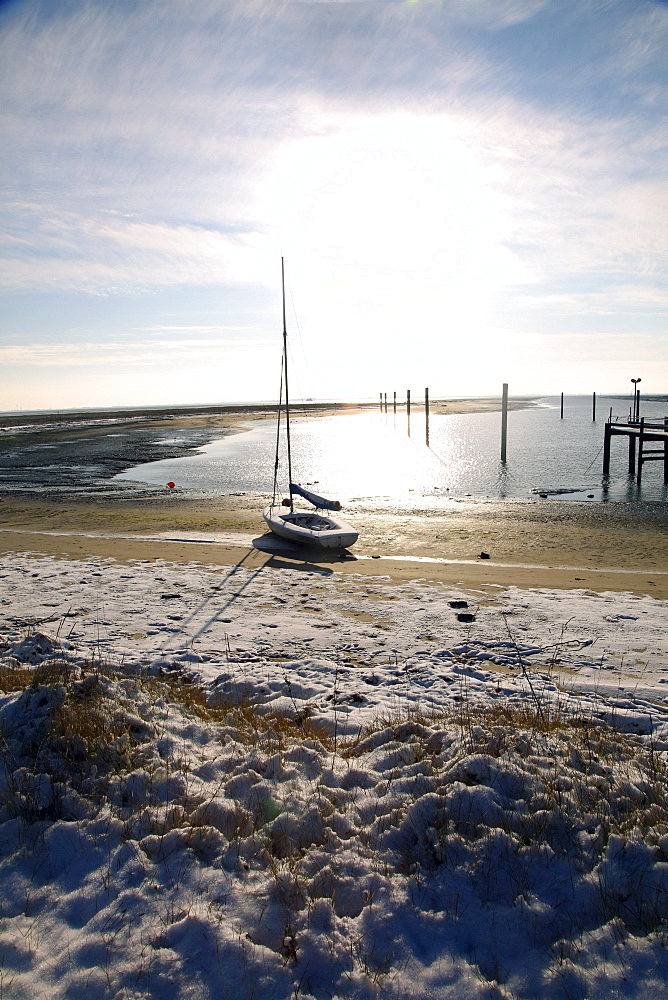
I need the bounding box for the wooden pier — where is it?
[603,417,668,484]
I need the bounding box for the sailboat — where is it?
[262,260,359,549]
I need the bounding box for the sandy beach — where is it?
[1,399,667,597]
[1,492,667,598]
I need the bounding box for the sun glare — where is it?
[247,112,537,394]
[258,112,521,275]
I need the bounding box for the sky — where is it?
[1,0,667,411]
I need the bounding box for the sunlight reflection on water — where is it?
[115,397,668,506]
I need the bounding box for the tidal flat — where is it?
[1,401,667,597]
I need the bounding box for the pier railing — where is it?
[603,415,668,484]
[608,415,668,431]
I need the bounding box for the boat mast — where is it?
[281,258,294,507]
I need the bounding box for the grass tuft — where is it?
[152,673,337,752]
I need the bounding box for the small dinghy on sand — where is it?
[262,262,359,550]
[263,484,359,549]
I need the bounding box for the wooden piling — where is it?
[407,389,411,436]
[637,418,646,484]
[560,392,564,419]
[384,392,387,413]
[393,391,396,415]
[501,383,508,462]
[592,392,596,421]
[425,388,429,446]
[603,422,611,476]
[628,433,636,475]
[379,392,383,411]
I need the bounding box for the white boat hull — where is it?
[263,505,358,549]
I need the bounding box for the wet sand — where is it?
[1,493,667,598]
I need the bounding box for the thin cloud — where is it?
[0,338,270,367]
[132,325,253,336]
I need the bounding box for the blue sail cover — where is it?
[289,484,342,511]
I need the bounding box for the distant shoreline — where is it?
[7,392,668,428]
[0,395,539,430]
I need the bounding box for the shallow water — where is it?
[116,395,668,505]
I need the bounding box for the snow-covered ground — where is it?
[3,550,668,720]
[1,551,668,999]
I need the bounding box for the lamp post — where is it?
[631,378,642,422]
